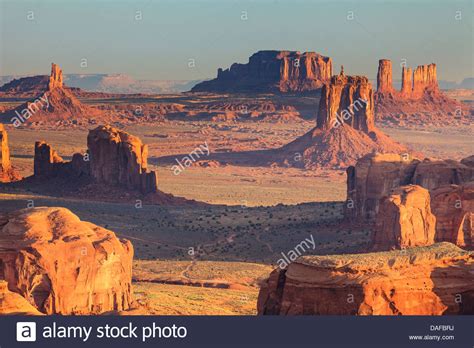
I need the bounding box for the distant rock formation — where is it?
[0,125,21,182]
[0,281,42,315]
[48,63,63,90]
[258,243,474,315]
[0,207,133,315]
[33,125,158,194]
[191,50,332,93]
[87,125,158,193]
[374,59,468,126]
[3,63,101,127]
[373,185,436,250]
[376,59,394,95]
[274,68,409,169]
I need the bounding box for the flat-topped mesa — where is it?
[192,50,332,93]
[258,243,474,315]
[48,63,63,91]
[376,59,393,94]
[317,70,375,133]
[87,125,158,194]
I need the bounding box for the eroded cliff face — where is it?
[346,153,474,250]
[376,59,393,94]
[431,183,474,250]
[258,243,474,315]
[0,125,21,182]
[317,73,375,132]
[373,185,436,250]
[87,125,158,194]
[33,125,158,194]
[192,50,332,93]
[0,207,133,315]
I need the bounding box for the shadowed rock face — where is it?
[258,243,474,315]
[373,185,436,250]
[0,207,133,315]
[192,50,332,93]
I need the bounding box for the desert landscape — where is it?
[0,1,473,317]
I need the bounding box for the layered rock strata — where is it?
[258,243,474,315]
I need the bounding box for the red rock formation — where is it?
[48,63,63,90]
[192,50,332,93]
[0,281,42,315]
[0,207,133,315]
[431,183,474,250]
[373,185,436,250]
[400,66,413,98]
[87,125,158,194]
[317,73,375,132]
[376,59,393,94]
[34,141,65,177]
[0,125,21,182]
[346,154,474,220]
[374,60,464,126]
[258,243,474,315]
[345,153,420,220]
[275,69,409,169]
[412,63,438,98]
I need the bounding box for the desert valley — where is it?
[0,48,473,316]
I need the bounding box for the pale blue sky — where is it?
[1,0,472,82]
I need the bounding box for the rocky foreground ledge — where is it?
[258,243,474,315]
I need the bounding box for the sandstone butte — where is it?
[346,153,474,250]
[34,125,158,194]
[0,124,21,182]
[275,67,410,169]
[0,207,133,315]
[4,63,101,125]
[374,59,464,125]
[258,243,474,315]
[192,50,333,93]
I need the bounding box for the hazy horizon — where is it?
[1,0,472,83]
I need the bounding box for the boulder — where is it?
[373,185,436,250]
[258,243,474,315]
[192,50,332,93]
[0,207,133,315]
